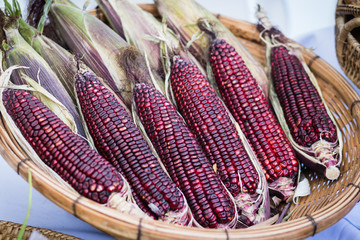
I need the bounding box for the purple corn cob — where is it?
[270,46,340,179]
[134,83,236,229]
[271,46,337,146]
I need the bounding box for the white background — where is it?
[1,0,360,240]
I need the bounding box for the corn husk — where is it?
[17,16,132,120]
[43,0,150,110]
[154,0,269,99]
[2,19,86,137]
[95,0,125,38]
[97,0,167,91]
[257,7,343,180]
[96,0,207,95]
[18,18,78,103]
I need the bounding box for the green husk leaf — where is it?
[4,0,14,16]
[4,0,21,17]
[17,18,36,43]
[16,169,32,240]
[282,207,296,222]
[37,0,52,33]
[12,0,22,17]
[18,18,79,103]
[2,42,10,51]
[0,58,23,87]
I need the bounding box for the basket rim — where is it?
[2,4,360,240]
[0,220,81,240]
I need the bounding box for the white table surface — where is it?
[1,0,360,239]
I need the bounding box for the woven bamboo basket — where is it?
[336,0,360,88]
[0,220,80,240]
[1,4,360,240]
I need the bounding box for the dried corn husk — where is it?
[2,19,86,137]
[230,113,271,226]
[155,0,269,99]
[22,74,77,132]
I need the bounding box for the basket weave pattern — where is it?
[336,0,360,87]
[1,4,360,240]
[0,220,80,240]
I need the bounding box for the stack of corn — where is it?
[0,0,342,230]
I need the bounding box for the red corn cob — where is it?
[271,46,337,146]
[170,56,259,196]
[255,5,341,180]
[75,69,187,223]
[2,88,125,204]
[168,57,271,226]
[208,38,299,201]
[134,83,236,229]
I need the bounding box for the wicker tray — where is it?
[1,4,360,240]
[336,0,360,88]
[0,220,80,240]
